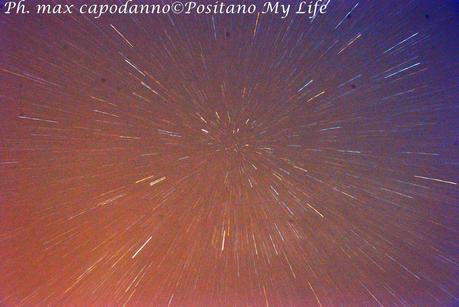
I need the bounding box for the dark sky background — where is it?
[0,0,458,306]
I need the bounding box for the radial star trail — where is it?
[0,0,458,306]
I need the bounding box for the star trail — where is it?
[0,0,458,306]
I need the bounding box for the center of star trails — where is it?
[219,131,242,150]
[201,121,250,154]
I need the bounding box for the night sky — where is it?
[0,0,458,306]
